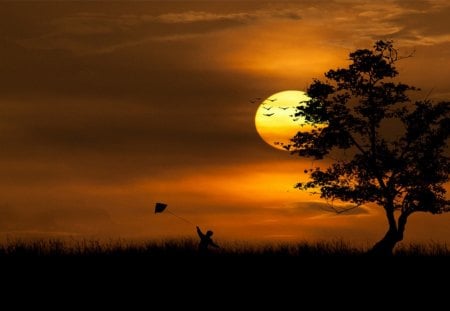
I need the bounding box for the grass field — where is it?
[2,237,449,297]
[0,238,449,257]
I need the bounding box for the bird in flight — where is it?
[278,106,289,110]
[263,106,272,110]
[263,113,275,117]
[267,98,277,102]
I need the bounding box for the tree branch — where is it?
[324,199,362,214]
[348,133,368,157]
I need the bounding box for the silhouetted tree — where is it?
[291,41,450,255]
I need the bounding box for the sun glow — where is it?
[255,90,312,151]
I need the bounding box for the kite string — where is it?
[166,210,195,226]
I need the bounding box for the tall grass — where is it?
[395,242,450,256]
[0,238,449,257]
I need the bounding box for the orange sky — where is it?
[0,1,449,245]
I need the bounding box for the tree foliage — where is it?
[291,41,450,254]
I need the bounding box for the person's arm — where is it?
[196,226,204,238]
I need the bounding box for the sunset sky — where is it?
[0,1,449,244]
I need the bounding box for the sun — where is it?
[255,90,311,151]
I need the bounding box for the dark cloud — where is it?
[7,4,303,55]
[387,4,450,42]
[394,0,444,11]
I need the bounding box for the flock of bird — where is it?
[250,97,299,119]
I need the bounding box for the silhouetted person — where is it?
[196,226,219,252]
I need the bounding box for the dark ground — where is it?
[1,239,448,306]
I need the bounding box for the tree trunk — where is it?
[369,208,410,256]
[370,229,399,256]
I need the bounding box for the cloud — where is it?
[10,1,450,57]
[362,2,450,46]
[154,9,301,24]
[18,1,450,57]
[297,1,450,48]
[16,7,302,55]
[155,11,254,23]
[385,4,450,46]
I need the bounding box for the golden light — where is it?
[255,90,311,151]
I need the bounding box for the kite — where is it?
[154,202,167,213]
[154,202,194,225]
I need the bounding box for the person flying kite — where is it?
[196,226,220,252]
[155,202,219,252]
